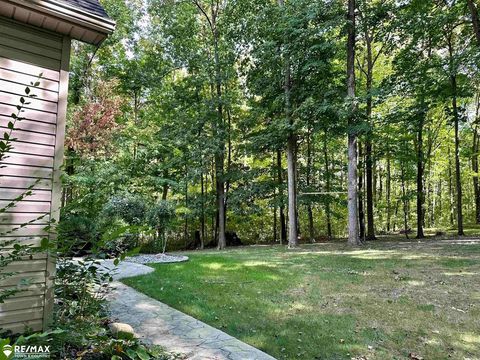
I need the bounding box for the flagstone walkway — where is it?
[105,261,276,360]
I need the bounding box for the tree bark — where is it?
[448,37,464,236]
[213,24,226,250]
[474,130,480,224]
[162,169,169,200]
[386,156,391,233]
[347,0,360,246]
[273,153,278,243]
[306,129,315,242]
[416,116,425,239]
[200,170,205,249]
[448,146,455,226]
[278,0,298,248]
[277,150,287,244]
[224,107,233,213]
[401,162,409,239]
[451,73,464,236]
[323,134,333,239]
[362,28,376,240]
[273,191,278,243]
[287,134,298,248]
[63,148,75,206]
[358,142,365,241]
[467,0,480,45]
[184,166,189,249]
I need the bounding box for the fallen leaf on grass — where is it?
[409,353,424,360]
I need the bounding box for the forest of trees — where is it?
[63,0,480,251]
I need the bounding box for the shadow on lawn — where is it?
[123,241,480,359]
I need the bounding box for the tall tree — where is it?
[193,0,227,249]
[277,0,298,248]
[357,0,391,240]
[347,0,361,246]
[447,34,465,236]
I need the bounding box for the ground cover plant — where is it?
[123,239,480,360]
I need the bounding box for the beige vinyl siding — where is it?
[0,17,69,333]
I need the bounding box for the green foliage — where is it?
[102,194,148,226]
[146,201,176,253]
[64,0,480,249]
[57,213,98,256]
[19,256,173,359]
[55,258,110,320]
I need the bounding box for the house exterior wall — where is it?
[0,17,70,333]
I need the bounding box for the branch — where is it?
[192,0,214,34]
[356,57,368,77]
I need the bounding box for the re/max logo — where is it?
[14,345,50,353]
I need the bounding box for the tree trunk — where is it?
[306,130,315,242]
[63,148,75,206]
[213,25,226,250]
[273,192,278,243]
[162,169,169,200]
[323,134,333,239]
[473,121,480,224]
[467,0,480,45]
[184,168,189,249]
[366,139,375,239]
[401,161,409,239]
[358,143,365,241]
[277,150,287,244]
[416,117,425,239]
[215,155,226,249]
[278,0,298,248]
[347,0,360,246]
[287,134,298,248]
[273,154,278,243]
[224,107,233,214]
[447,37,464,236]
[451,73,464,236]
[386,156,391,233]
[365,34,375,240]
[427,167,434,227]
[200,170,205,249]
[448,146,455,226]
[437,180,442,225]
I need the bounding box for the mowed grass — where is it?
[122,239,480,360]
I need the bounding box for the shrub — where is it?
[57,213,98,256]
[146,200,176,253]
[98,194,149,254]
[102,194,148,226]
[49,257,175,359]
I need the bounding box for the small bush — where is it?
[146,200,176,253]
[99,194,150,254]
[47,257,175,359]
[58,213,98,256]
[102,194,148,226]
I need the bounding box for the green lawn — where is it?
[122,239,480,360]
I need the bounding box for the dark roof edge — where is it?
[9,0,115,35]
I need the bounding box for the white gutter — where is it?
[6,0,115,35]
